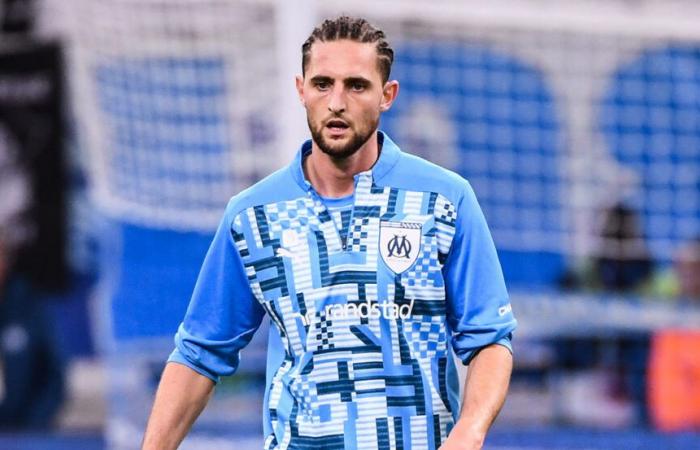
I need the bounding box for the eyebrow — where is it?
[308,75,372,86]
[343,77,371,87]
[309,75,333,84]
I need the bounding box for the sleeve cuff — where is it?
[168,348,220,384]
[459,334,513,366]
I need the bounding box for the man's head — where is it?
[301,16,394,84]
[297,16,399,160]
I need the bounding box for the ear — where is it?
[379,80,399,112]
[295,75,305,106]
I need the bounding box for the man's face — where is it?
[297,40,397,159]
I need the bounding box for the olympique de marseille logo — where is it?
[379,221,421,274]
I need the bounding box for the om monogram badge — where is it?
[379,221,421,274]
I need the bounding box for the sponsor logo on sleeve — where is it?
[498,303,512,317]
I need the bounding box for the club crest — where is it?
[379,221,421,273]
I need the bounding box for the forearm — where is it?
[451,344,513,448]
[142,362,215,450]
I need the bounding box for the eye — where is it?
[314,80,331,91]
[350,81,366,92]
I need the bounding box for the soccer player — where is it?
[142,16,516,450]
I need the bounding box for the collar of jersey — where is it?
[290,130,402,192]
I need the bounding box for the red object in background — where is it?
[648,329,700,431]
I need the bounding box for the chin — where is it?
[310,120,376,160]
[320,144,359,160]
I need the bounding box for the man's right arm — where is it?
[142,362,215,450]
[140,200,265,448]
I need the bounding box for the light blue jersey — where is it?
[169,132,517,450]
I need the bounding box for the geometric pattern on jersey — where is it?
[232,169,458,450]
[326,202,354,250]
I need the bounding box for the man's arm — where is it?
[141,362,216,450]
[441,344,513,450]
[439,181,517,449]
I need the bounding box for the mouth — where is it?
[325,119,350,134]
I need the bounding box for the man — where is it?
[143,16,516,450]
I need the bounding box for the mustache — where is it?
[323,114,351,126]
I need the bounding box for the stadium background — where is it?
[0,0,699,448]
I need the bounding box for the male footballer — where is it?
[143,16,516,450]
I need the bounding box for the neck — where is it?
[304,132,380,198]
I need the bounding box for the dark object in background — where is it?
[673,237,700,300]
[0,41,67,292]
[0,35,68,430]
[553,333,651,426]
[1,0,35,34]
[0,272,65,429]
[593,203,653,292]
[558,202,653,293]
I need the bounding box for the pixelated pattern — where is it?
[405,229,440,289]
[434,194,457,258]
[314,316,335,351]
[435,196,457,226]
[328,206,353,248]
[265,197,319,237]
[235,172,460,449]
[347,217,372,252]
[292,377,319,421]
[404,316,448,360]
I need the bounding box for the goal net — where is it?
[53,0,700,283]
[59,0,279,232]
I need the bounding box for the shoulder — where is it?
[380,150,471,206]
[223,164,305,222]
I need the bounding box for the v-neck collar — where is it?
[289,131,402,252]
[289,130,402,193]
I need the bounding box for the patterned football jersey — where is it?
[170,132,517,450]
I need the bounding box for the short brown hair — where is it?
[301,16,394,83]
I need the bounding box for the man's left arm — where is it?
[441,344,512,450]
[441,181,517,449]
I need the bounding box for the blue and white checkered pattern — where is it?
[235,181,459,449]
[347,217,372,252]
[404,316,448,360]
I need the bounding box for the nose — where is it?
[327,85,346,114]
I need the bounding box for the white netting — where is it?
[58,0,279,231]
[320,0,700,262]
[51,0,700,259]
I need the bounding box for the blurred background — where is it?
[0,0,699,448]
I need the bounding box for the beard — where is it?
[308,113,379,160]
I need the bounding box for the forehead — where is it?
[305,39,381,81]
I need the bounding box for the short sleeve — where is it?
[442,182,517,365]
[168,199,266,382]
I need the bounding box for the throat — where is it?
[303,152,357,198]
[303,133,381,197]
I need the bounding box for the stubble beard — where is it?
[308,114,379,161]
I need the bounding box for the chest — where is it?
[234,185,456,309]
